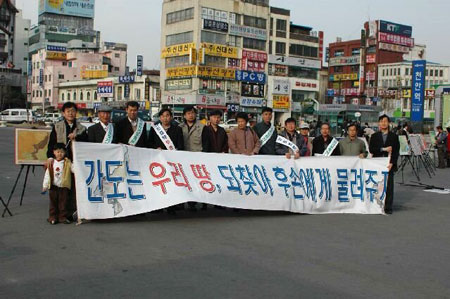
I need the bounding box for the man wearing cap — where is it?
[299,123,311,156]
[87,104,117,144]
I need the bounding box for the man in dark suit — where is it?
[87,104,117,144]
[312,123,340,156]
[369,114,400,214]
[148,108,184,150]
[115,101,148,147]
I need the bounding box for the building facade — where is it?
[377,61,450,120]
[267,7,323,124]
[57,72,160,116]
[327,20,416,107]
[160,0,270,121]
[30,46,127,111]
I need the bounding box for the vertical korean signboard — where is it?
[411,60,426,123]
[136,55,143,77]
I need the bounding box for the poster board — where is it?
[398,136,410,156]
[15,128,51,165]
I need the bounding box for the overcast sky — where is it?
[15,0,450,70]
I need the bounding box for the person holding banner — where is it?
[46,102,87,162]
[312,123,340,156]
[149,108,184,150]
[254,108,277,155]
[435,126,448,169]
[339,123,367,158]
[87,104,117,144]
[202,110,228,154]
[275,118,307,159]
[228,112,261,156]
[369,115,400,214]
[179,107,205,211]
[115,101,148,148]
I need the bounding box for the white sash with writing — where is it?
[322,138,339,157]
[276,135,299,153]
[102,123,114,144]
[128,118,145,146]
[260,125,275,147]
[152,123,176,151]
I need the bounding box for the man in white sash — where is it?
[275,118,308,159]
[115,101,148,147]
[312,123,341,156]
[254,107,277,155]
[148,108,184,150]
[87,104,116,144]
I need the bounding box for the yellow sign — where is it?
[161,43,195,58]
[46,51,67,60]
[200,43,238,58]
[272,95,290,109]
[402,89,411,98]
[353,81,360,87]
[166,66,197,78]
[81,65,108,79]
[333,73,358,81]
[197,66,235,80]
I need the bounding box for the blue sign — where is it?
[124,84,130,99]
[119,75,135,84]
[327,89,335,97]
[46,45,67,52]
[235,70,266,84]
[411,60,426,122]
[136,55,143,77]
[39,0,95,18]
[379,20,412,38]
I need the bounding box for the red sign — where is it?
[425,89,435,98]
[319,31,324,67]
[242,59,265,72]
[242,50,267,62]
[366,54,376,64]
[57,103,87,109]
[379,32,414,48]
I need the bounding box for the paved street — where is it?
[0,127,449,298]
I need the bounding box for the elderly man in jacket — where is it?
[276,118,308,159]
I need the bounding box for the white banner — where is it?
[73,142,391,220]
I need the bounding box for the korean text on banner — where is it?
[73,142,390,220]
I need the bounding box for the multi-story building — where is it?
[267,7,323,124]
[30,46,127,112]
[0,0,17,68]
[377,61,450,121]
[56,71,160,116]
[327,38,362,104]
[28,0,100,57]
[160,0,270,121]
[13,9,31,76]
[327,20,416,107]
[101,42,128,76]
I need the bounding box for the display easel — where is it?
[2,165,35,217]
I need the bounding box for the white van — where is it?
[0,109,35,123]
[43,112,62,123]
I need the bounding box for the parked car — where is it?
[0,109,35,123]
[221,119,238,132]
[43,112,62,123]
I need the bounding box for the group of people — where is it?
[43,101,405,225]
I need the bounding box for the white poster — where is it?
[73,143,391,220]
